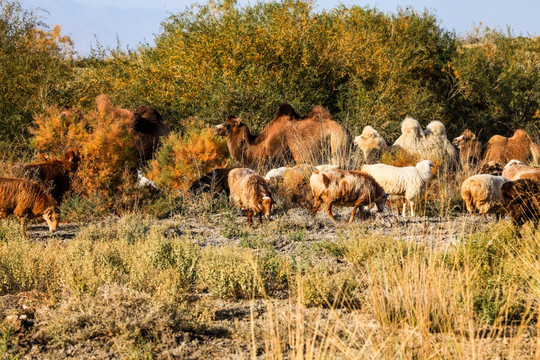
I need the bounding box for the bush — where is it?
[146,119,228,192]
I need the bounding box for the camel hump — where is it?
[306,105,332,122]
[276,103,301,120]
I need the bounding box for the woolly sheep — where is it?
[460,174,509,217]
[502,159,540,181]
[228,168,273,226]
[353,126,389,163]
[264,167,291,182]
[310,169,387,223]
[137,170,158,190]
[361,160,434,216]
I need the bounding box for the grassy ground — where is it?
[0,192,539,359]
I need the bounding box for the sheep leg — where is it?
[348,205,358,224]
[410,201,415,217]
[312,197,322,216]
[246,210,253,226]
[402,203,407,217]
[17,216,28,237]
[258,212,263,225]
[325,202,336,222]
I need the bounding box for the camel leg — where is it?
[348,205,358,224]
[325,202,336,222]
[246,210,253,226]
[312,197,322,216]
[17,217,28,237]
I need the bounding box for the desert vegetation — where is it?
[1,0,540,358]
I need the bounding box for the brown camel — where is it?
[214,103,352,168]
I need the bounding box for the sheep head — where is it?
[42,206,60,233]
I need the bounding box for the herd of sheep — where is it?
[1,100,540,235]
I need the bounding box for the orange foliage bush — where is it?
[30,95,140,199]
[146,121,229,192]
[380,148,421,168]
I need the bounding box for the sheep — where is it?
[136,170,158,190]
[264,166,291,182]
[502,160,540,181]
[0,177,59,237]
[314,164,339,171]
[310,169,387,223]
[460,174,509,218]
[22,149,81,203]
[361,160,434,216]
[228,168,273,226]
[353,126,389,163]
[501,179,540,225]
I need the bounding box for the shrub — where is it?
[146,119,228,192]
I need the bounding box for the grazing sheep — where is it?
[452,129,483,173]
[460,174,509,218]
[189,168,234,197]
[22,149,80,203]
[0,178,59,237]
[264,167,291,182]
[354,126,389,163]
[361,160,434,216]
[482,129,540,170]
[501,179,540,225]
[228,168,273,226]
[310,169,387,223]
[502,160,540,181]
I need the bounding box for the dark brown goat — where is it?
[501,179,540,226]
[0,177,59,237]
[189,168,234,197]
[22,149,80,203]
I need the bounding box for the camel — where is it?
[214,103,352,168]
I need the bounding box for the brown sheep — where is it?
[461,174,509,218]
[502,160,540,181]
[452,129,483,173]
[501,179,540,225]
[0,178,59,237]
[228,168,273,226]
[482,129,540,170]
[310,169,387,223]
[215,103,352,168]
[22,149,81,204]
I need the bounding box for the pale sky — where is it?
[23,0,540,55]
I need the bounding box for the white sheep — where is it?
[353,126,389,163]
[264,166,291,182]
[461,174,509,217]
[361,159,434,216]
[502,159,540,181]
[315,164,339,171]
[137,169,158,190]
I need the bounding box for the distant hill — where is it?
[23,0,176,55]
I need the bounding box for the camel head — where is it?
[214,115,243,137]
[452,129,476,147]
